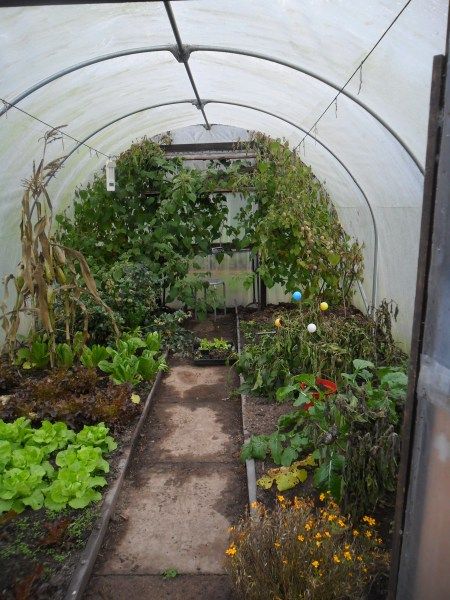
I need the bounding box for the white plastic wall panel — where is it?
[0,3,174,98]
[0,1,449,348]
[174,0,448,166]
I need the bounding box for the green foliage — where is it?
[72,423,117,453]
[56,140,234,315]
[98,331,167,385]
[149,310,195,356]
[0,419,115,514]
[80,344,109,368]
[66,257,161,343]
[15,338,50,370]
[232,136,364,304]
[237,303,406,399]
[199,338,231,351]
[241,361,407,516]
[55,343,75,369]
[162,568,179,579]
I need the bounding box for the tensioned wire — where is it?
[0,98,111,159]
[295,0,415,151]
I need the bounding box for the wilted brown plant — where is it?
[1,128,118,366]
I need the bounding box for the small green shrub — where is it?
[241,361,407,516]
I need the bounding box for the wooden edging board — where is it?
[64,351,169,600]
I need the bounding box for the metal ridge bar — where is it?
[0,44,423,173]
[50,97,378,308]
[163,0,210,129]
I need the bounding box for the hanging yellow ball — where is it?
[320,302,329,311]
[274,317,283,328]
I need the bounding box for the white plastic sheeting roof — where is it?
[0,0,448,348]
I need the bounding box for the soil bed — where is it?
[0,362,153,600]
[237,305,395,599]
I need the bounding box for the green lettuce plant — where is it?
[80,344,109,368]
[0,419,117,515]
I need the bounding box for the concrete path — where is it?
[85,358,245,600]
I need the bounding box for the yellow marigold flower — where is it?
[274,541,281,548]
[277,495,285,503]
[352,529,359,537]
[324,531,331,538]
[338,519,346,528]
[312,560,320,569]
[328,514,337,522]
[365,530,373,538]
[297,535,305,542]
[362,516,376,526]
[357,555,363,562]
[315,533,322,539]
[225,544,237,556]
[344,544,350,550]
[316,541,322,547]
[376,537,383,544]
[319,493,326,501]
[333,554,341,564]
[250,501,259,509]
[305,523,312,531]
[343,551,352,561]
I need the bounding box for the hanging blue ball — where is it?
[292,291,302,302]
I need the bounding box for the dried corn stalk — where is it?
[1,128,118,366]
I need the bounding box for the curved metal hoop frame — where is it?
[0,44,423,174]
[55,98,378,309]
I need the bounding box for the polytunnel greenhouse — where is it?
[0,1,449,599]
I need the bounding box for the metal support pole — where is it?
[163,1,210,129]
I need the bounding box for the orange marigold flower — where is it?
[225,544,237,556]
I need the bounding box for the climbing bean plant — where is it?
[232,135,364,305]
[56,139,236,303]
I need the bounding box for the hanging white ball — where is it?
[307,323,317,333]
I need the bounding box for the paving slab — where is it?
[161,364,237,402]
[85,574,233,600]
[145,400,240,463]
[96,462,243,575]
